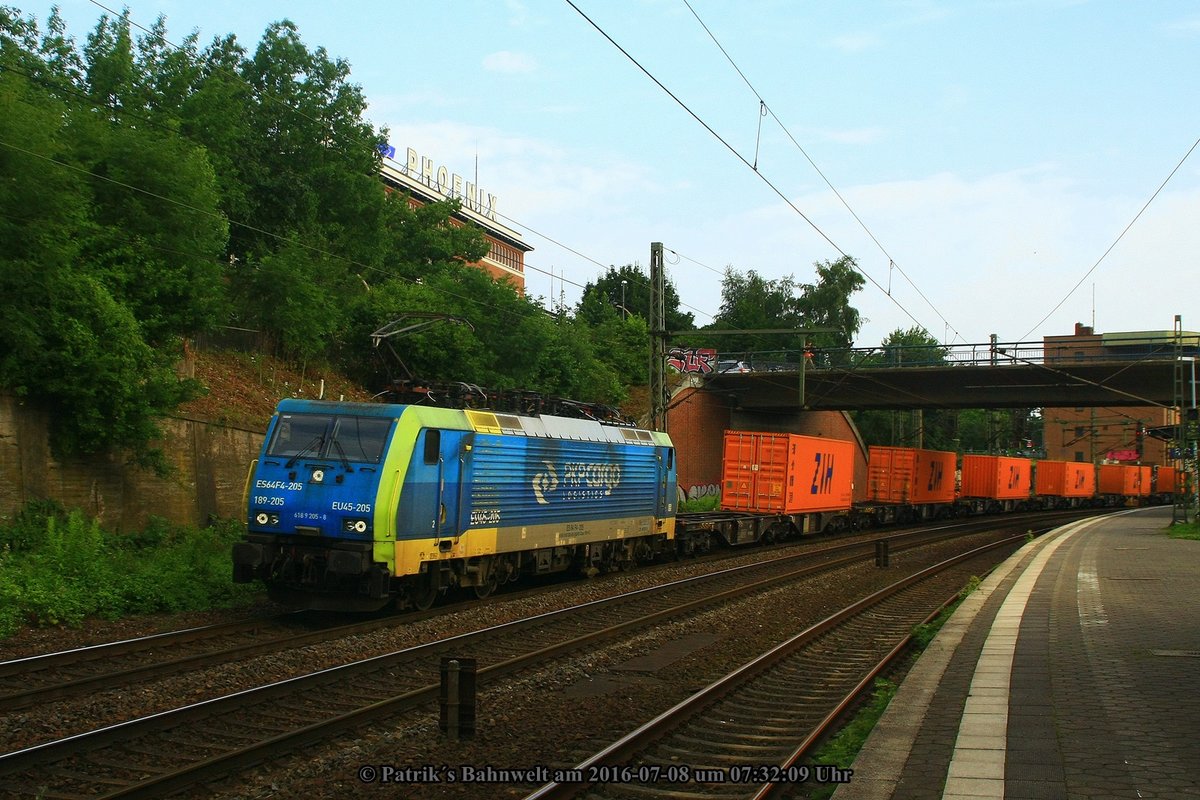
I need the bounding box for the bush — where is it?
[679,493,720,512]
[0,503,261,639]
[0,498,68,552]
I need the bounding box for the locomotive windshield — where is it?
[267,413,393,464]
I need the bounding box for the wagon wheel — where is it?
[473,557,499,599]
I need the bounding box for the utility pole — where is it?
[646,238,833,431]
[1173,315,1196,523]
[649,242,668,432]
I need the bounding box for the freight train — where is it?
[233,402,1180,611]
[691,432,1179,546]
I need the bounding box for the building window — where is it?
[486,240,524,273]
[1074,426,1085,439]
[1074,451,1085,462]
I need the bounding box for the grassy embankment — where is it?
[0,501,261,639]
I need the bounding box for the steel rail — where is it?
[522,533,1027,799]
[0,519,1033,798]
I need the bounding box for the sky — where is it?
[21,0,1200,349]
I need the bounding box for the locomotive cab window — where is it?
[330,416,393,463]
[268,413,393,463]
[267,414,332,458]
[424,430,441,464]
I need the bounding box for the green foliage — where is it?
[699,255,864,359]
[2,7,663,466]
[810,572,983,797]
[808,677,896,798]
[576,264,694,334]
[0,498,68,553]
[679,494,720,512]
[0,505,260,639]
[1167,521,1200,541]
[852,328,1042,452]
[797,256,866,352]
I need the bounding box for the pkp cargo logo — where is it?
[532,462,559,505]
[532,461,622,504]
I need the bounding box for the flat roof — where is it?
[379,161,531,252]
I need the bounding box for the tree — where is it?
[797,256,866,353]
[853,327,952,449]
[700,256,864,362]
[576,264,694,334]
[232,20,381,261]
[0,10,217,465]
[850,327,1042,453]
[702,269,805,358]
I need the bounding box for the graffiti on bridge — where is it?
[668,347,717,374]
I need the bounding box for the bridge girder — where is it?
[704,361,1176,411]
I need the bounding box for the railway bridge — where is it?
[701,338,1194,412]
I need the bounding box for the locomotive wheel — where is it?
[408,575,439,611]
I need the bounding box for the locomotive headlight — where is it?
[253,512,280,527]
[312,469,325,483]
[342,518,370,535]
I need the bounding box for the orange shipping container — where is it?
[1036,461,1095,498]
[1098,464,1150,496]
[961,455,1032,500]
[1157,466,1178,494]
[721,431,855,514]
[867,446,956,504]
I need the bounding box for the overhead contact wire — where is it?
[1019,135,1200,341]
[680,0,963,345]
[564,0,929,335]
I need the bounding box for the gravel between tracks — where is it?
[1,532,1014,799]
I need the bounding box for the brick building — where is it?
[379,146,530,292]
[1041,323,1195,466]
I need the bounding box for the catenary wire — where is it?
[564,0,932,338]
[679,0,964,345]
[1018,134,1200,341]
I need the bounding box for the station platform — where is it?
[831,506,1200,800]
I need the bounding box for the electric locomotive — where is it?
[233,399,677,611]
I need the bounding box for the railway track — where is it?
[0,519,1035,799]
[522,535,1022,800]
[0,509,1092,716]
[0,610,423,712]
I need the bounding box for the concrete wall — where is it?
[0,395,264,531]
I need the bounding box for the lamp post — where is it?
[620,280,627,320]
